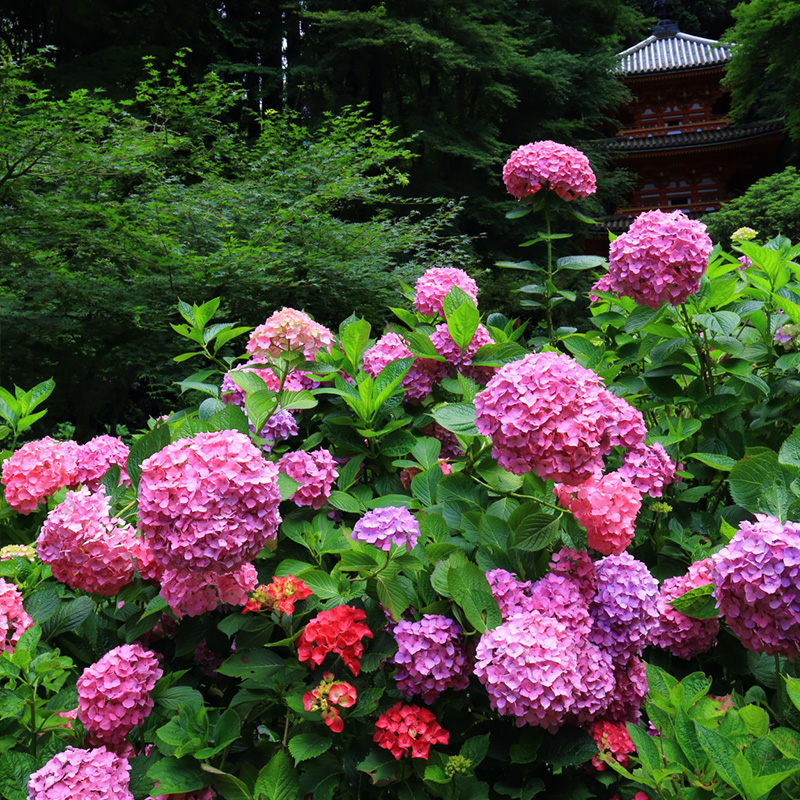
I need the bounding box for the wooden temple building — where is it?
[601,9,784,231]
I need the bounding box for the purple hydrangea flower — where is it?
[486,568,535,620]
[618,442,678,498]
[352,506,420,552]
[604,655,648,724]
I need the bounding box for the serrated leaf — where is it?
[377,577,411,622]
[276,473,301,502]
[694,723,746,796]
[513,512,560,552]
[147,757,208,793]
[127,424,171,489]
[327,491,361,513]
[255,749,299,800]
[289,733,332,764]
[43,595,94,638]
[431,403,478,436]
[668,584,719,619]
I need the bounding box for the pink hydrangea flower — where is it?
[362,332,447,402]
[159,562,258,618]
[77,643,162,745]
[474,352,645,484]
[277,449,338,509]
[548,548,597,602]
[604,656,648,724]
[74,435,130,490]
[392,615,471,703]
[138,431,282,573]
[413,267,479,317]
[555,473,642,555]
[247,308,334,360]
[28,746,133,800]
[502,141,596,202]
[651,558,719,659]
[430,323,495,383]
[618,443,677,498]
[37,487,138,595]
[1,437,79,514]
[712,515,800,657]
[603,209,712,308]
[352,506,420,551]
[0,578,33,653]
[486,568,535,620]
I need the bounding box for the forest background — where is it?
[0,0,796,437]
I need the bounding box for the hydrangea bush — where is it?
[2,144,800,800]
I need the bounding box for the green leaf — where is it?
[299,570,340,599]
[770,727,800,760]
[625,305,664,333]
[694,722,747,796]
[688,452,736,471]
[209,771,253,800]
[779,425,800,469]
[410,467,441,506]
[556,255,606,271]
[668,584,719,620]
[276,473,301,502]
[446,558,501,632]
[377,576,411,622]
[431,403,478,436]
[152,685,204,711]
[147,757,208,794]
[23,588,59,624]
[739,704,770,738]
[446,301,480,353]
[540,725,598,767]
[627,723,662,773]
[674,708,707,771]
[156,703,210,758]
[513,512,560,552]
[255,749,300,800]
[42,595,94,638]
[405,331,445,360]
[127,424,171,490]
[0,751,36,800]
[784,676,800,714]
[327,490,361,513]
[729,450,799,520]
[245,391,279,435]
[288,733,332,764]
[341,317,371,366]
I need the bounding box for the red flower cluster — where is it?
[303,672,357,733]
[588,719,635,770]
[296,605,373,676]
[243,576,313,615]
[373,703,449,760]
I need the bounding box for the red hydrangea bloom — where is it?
[555,473,642,555]
[74,435,131,490]
[303,672,357,733]
[712,515,800,657]
[159,562,258,618]
[618,442,677,498]
[138,431,281,573]
[77,643,163,745]
[37,487,138,595]
[589,720,635,770]
[430,323,495,383]
[352,506,420,552]
[374,702,449,759]
[1,436,78,514]
[413,267,479,317]
[392,615,471,703]
[247,307,334,360]
[244,575,313,615]
[603,209,712,308]
[297,605,373,676]
[362,332,447,402]
[502,141,596,202]
[277,449,338,509]
[28,746,133,800]
[474,352,645,484]
[0,578,33,653]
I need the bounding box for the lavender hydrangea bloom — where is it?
[256,409,299,452]
[392,615,471,703]
[352,507,420,552]
[712,515,800,657]
[589,552,659,660]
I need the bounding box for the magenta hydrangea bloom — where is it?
[352,506,420,552]
[618,442,677,498]
[548,548,597,602]
[362,332,447,402]
[392,615,471,703]
[486,568,535,620]
[74,435,131,490]
[474,352,645,484]
[413,267,479,317]
[603,209,712,308]
[589,552,659,660]
[138,431,281,573]
[0,578,33,653]
[555,473,642,555]
[28,746,133,800]
[247,307,334,360]
[529,572,593,639]
[712,515,800,657]
[159,562,258,618]
[77,643,162,745]
[604,656,649,724]
[37,487,138,595]
[651,558,719,659]
[567,642,616,725]
[277,449,338,509]
[430,323,495,383]
[1,436,79,514]
[502,141,596,202]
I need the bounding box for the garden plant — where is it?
[1,139,800,800]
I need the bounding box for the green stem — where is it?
[30,680,37,758]
[360,549,392,581]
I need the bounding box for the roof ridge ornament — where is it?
[653,0,679,37]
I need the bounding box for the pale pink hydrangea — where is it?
[37,487,138,595]
[555,473,642,555]
[0,578,33,653]
[651,558,719,659]
[362,332,447,402]
[601,209,712,308]
[474,352,646,484]
[413,267,479,317]
[712,515,800,657]
[27,746,133,800]
[486,568,535,620]
[74,435,130,490]
[277,449,338,509]
[1,437,79,514]
[618,443,677,498]
[502,141,597,202]
[77,643,162,745]
[247,307,334,360]
[392,615,471,703]
[159,562,258,618]
[430,323,495,383]
[352,506,420,551]
[138,431,282,573]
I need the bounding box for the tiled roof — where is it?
[600,119,785,152]
[617,31,732,75]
